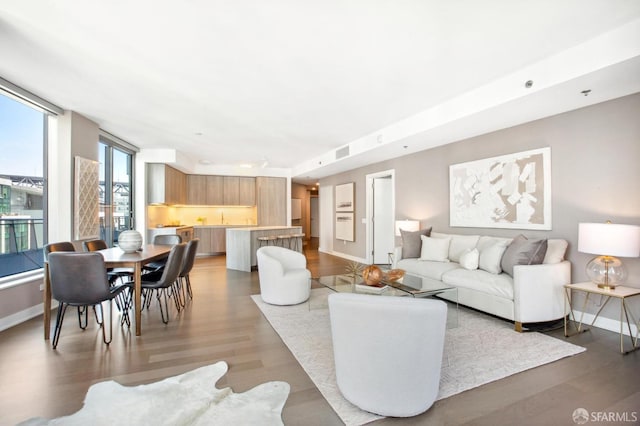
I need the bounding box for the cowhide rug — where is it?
[20,361,289,425]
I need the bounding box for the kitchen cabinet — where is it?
[147,163,186,205]
[177,226,194,242]
[187,175,224,205]
[223,176,240,205]
[186,175,254,206]
[238,177,256,206]
[206,176,224,205]
[256,177,286,226]
[187,175,207,205]
[222,176,255,205]
[194,227,226,255]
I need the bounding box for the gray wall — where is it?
[321,93,640,320]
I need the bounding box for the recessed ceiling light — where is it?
[194,132,203,136]
[199,159,211,165]
[240,164,253,168]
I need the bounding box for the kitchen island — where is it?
[226,226,302,272]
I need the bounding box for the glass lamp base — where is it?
[586,255,627,290]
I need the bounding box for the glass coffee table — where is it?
[315,272,459,328]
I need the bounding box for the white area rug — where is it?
[252,288,586,426]
[20,361,289,426]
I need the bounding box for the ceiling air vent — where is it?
[335,146,350,160]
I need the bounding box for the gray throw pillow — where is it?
[400,227,432,259]
[500,234,548,277]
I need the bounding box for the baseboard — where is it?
[0,302,57,333]
[317,248,368,264]
[572,309,638,337]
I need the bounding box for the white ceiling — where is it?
[1,1,639,183]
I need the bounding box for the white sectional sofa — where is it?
[392,231,571,331]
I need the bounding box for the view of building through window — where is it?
[0,92,46,278]
[98,141,133,247]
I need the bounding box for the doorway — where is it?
[310,196,319,238]
[366,170,395,265]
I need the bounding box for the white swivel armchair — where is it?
[256,246,311,305]
[328,293,447,417]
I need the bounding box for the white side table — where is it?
[564,281,640,354]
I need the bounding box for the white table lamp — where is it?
[578,222,640,289]
[395,220,420,236]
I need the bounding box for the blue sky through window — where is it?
[0,93,44,177]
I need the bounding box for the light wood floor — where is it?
[1,242,639,426]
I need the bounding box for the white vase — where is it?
[118,230,143,253]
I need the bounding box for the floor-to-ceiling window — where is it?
[0,91,48,278]
[99,137,134,247]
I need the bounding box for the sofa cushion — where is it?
[477,236,512,274]
[459,248,479,270]
[500,234,548,277]
[420,236,451,262]
[442,268,514,300]
[400,228,432,259]
[431,232,480,262]
[397,258,461,281]
[543,239,568,264]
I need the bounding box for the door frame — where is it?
[365,169,395,265]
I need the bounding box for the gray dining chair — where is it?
[44,241,98,330]
[83,238,134,284]
[126,243,187,324]
[48,252,129,349]
[83,238,133,326]
[178,238,199,303]
[143,234,183,275]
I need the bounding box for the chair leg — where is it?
[172,280,184,310]
[100,301,113,345]
[78,306,88,329]
[121,289,132,328]
[157,289,170,324]
[93,304,103,326]
[53,303,68,349]
[185,275,193,300]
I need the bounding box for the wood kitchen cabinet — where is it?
[187,175,224,205]
[187,175,206,205]
[186,175,254,206]
[256,176,286,225]
[147,163,186,205]
[223,176,240,205]
[194,227,226,255]
[206,176,224,205]
[238,177,256,206]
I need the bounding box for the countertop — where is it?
[226,226,301,232]
[193,224,255,228]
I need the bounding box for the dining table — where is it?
[43,243,173,338]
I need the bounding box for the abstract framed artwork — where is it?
[335,212,355,242]
[74,156,100,240]
[449,147,551,230]
[335,182,354,212]
[335,182,355,241]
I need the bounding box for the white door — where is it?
[373,176,394,264]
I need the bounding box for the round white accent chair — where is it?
[256,246,311,305]
[328,293,447,417]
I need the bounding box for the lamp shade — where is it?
[395,220,420,236]
[578,223,640,258]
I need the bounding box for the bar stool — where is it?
[258,235,278,247]
[290,233,305,252]
[277,234,292,248]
